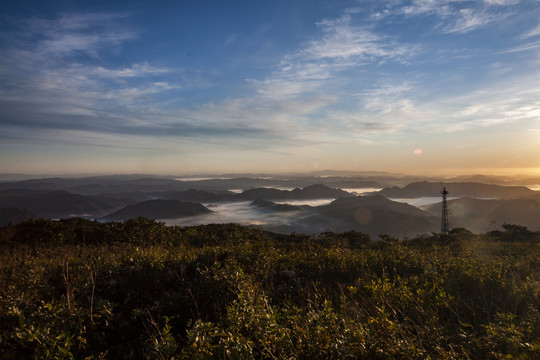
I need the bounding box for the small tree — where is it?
[501,223,530,234]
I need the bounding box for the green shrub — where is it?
[0,219,538,358]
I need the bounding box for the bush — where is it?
[0,220,538,358]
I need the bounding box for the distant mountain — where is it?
[240,188,289,200]
[0,176,189,195]
[103,200,212,221]
[311,194,439,237]
[321,195,429,218]
[0,175,389,195]
[379,181,536,199]
[257,195,439,238]
[0,208,38,226]
[250,199,302,212]
[239,184,353,201]
[424,197,540,233]
[443,174,540,187]
[319,180,383,189]
[0,190,132,218]
[155,189,224,202]
[291,184,354,199]
[522,192,540,202]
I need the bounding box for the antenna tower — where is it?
[441,185,449,235]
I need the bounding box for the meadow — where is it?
[0,218,538,359]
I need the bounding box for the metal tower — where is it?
[441,186,449,235]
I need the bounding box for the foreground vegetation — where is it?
[0,218,538,359]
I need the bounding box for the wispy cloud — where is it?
[500,40,540,53]
[483,0,520,5]
[0,12,180,142]
[323,82,423,136]
[1,4,538,156]
[320,67,540,138]
[22,12,135,57]
[429,74,540,132]
[441,8,509,33]
[400,0,454,17]
[196,10,420,142]
[522,23,540,38]
[374,0,518,34]
[91,64,172,79]
[306,12,417,63]
[244,11,418,121]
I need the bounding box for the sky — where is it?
[1,0,540,176]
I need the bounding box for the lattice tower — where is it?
[441,186,449,235]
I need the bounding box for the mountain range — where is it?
[1,175,539,237]
[423,197,540,233]
[103,200,212,221]
[379,181,535,199]
[238,184,354,201]
[0,189,132,219]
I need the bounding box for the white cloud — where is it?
[23,12,136,57]
[501,40,540,53]
[249,11,417,105]
[522,23,540,38]
[401,0,454,17]
[431,74,540,131]
[488,62,513,76]
[27,12,130,32]
[377,0,517,34]
[91,64,172,79]
[442,8,508,33]
[40,31,134,56]
[1,7,422,149]
[3,4,536,154]
[107,82,179,105]
[324,68,540,137]
[219,10,422,142]
[321,82,422,136]
[306,13,416,61]
[483,0,520,5]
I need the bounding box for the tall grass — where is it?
[0,218,538,359]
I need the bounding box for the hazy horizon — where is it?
[2,169,540,181]
[1,1,539,176]
[3,170,540,186]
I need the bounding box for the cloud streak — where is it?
[0,12,182,141]
[373,0,518,34]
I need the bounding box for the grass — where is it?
[0,217,538,359]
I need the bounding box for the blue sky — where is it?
[1,0,539,176]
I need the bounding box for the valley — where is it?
[1,173,539,237]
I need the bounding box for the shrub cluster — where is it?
[0,218,538,359]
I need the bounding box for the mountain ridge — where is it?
[102,199,212,221]
[379,181,535,199]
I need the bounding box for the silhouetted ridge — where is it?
[250,199,301,212]
[103,199,212,220]
[310,194,438,237]
[424,197,540,233]
[379,181,535,199]
[0,208,38,226]
[240,184,352,201]
[0,190,130,218]
[324,194,429,217]
[156,189,223,202]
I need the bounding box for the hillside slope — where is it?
[424,197,540,232]
[379,181,535,199]
[103,199,212,220]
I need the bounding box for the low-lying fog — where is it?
[389,197,458,208]
[162,187,448,232]
[164,201,305,228]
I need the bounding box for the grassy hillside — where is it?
[0,218,538,359]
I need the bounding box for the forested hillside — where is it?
[0,218,538,359]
